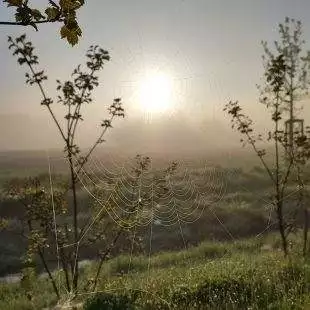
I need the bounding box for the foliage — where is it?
[2,0,85,45]
[3,176,68,299]
[260,17,310,113]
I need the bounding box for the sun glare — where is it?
[137,71,174,118]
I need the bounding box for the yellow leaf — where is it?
[60,25,81,46]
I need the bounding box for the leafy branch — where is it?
[8,33,125,295]
[2,0,85,45]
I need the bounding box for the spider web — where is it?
[45,143,305,308]
[43,150,259,305]
[45,149,230,302]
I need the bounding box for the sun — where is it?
[137,70,174,118]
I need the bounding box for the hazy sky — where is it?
[0,0,310,151]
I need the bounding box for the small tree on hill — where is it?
[224,18,310,256]
[224,54,292,255]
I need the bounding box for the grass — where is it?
[1,235,310,309]
[85,236,308,309]
[0,281,58,310]
[1,160,310,309]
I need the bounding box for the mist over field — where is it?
[0,112,240,153]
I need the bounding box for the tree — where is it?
[8,33,125,295]
[259,17,310,154]
[293,126,310,256]
[1,0,85,45]
[260,17,310,256]
[224,18,310,257]
[224,54,292,255]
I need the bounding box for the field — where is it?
[1,236,310,309]
[0,150,310,309]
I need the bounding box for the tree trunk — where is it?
[38,248,60,299]
[303,206,309,257]
[276,201,288,256]
[68,153,79,294]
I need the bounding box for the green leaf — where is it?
[31,9,44,21]
[60,25,81,46]
[15,6,32,23]
[59,0,83,10]
[45,7,60,20]
[15,12,23,22]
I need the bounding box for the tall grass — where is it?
[1,236,310,309]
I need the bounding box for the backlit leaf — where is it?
[60,25,81,46]
[45,7,60,20]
